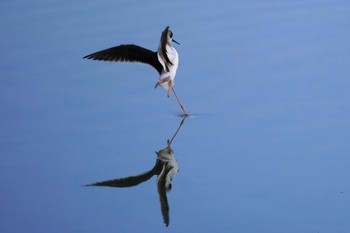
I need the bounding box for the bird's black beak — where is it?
[172,39,180,45]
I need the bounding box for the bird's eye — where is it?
[169,32,173,38]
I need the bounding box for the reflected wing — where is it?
[86,160,162,188]
[157,167,170,227]
[83,44,163,74]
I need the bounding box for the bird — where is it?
[83,26,188,116]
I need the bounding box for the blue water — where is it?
[1,0,350,232]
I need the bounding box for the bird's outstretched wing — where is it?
[85,160,163,188]
[83,44,163,74]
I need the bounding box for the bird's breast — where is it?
[156,46,178,90]
[157,46,179,72]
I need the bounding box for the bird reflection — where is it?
[85,118,186,227]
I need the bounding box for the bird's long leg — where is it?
[167,80,172,98]
[171,87,188,116]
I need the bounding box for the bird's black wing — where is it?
[85,160,163,188]
[83,44,163,74]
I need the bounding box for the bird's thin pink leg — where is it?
[167,80,172,97]
[171,87,188,116]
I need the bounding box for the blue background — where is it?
[1,0,350,232]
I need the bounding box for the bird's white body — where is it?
[157,45,179,90]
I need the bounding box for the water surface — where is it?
[1,0,350,232]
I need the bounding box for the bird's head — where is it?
[161,26,180,46]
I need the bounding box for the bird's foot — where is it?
[154,81,160,89]
[167,89,171,97]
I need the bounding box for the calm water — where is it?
[1,0,350,232]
